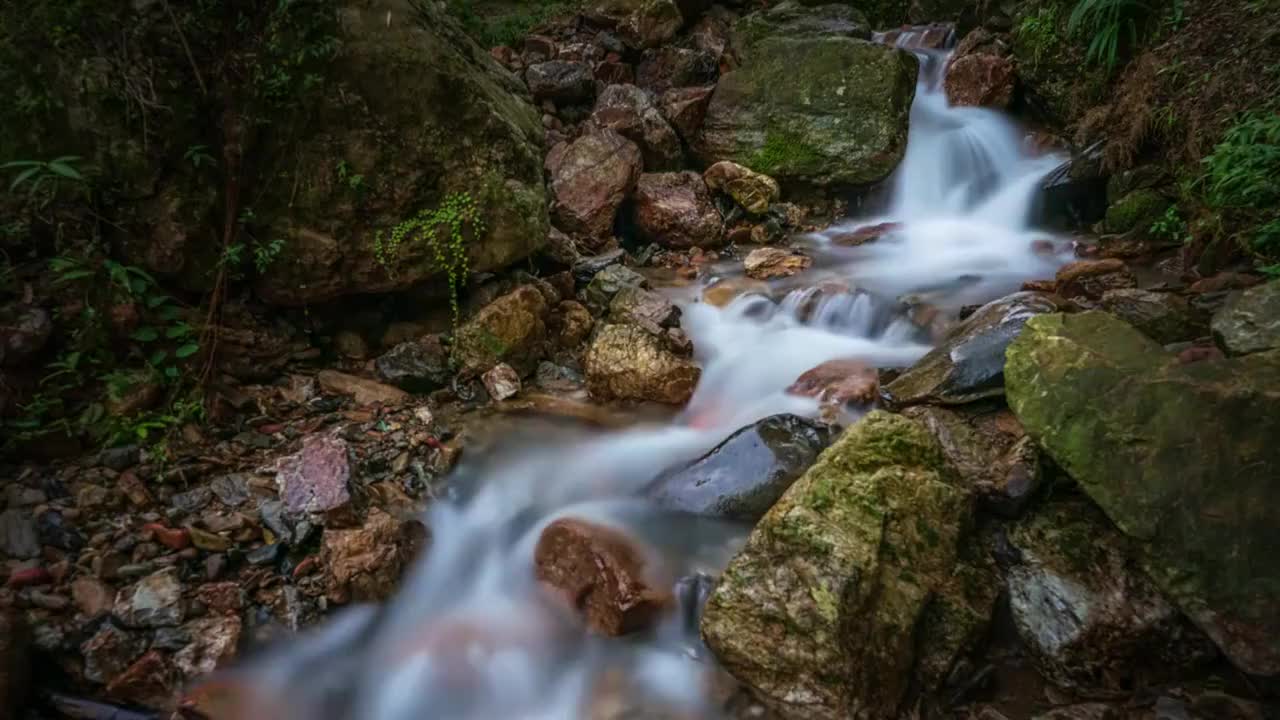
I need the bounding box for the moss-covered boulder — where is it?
[1103,189,1170,234]
[695,3,917,187]
[701,412,996,719]
[1006,311,1280,676]
[254,0,549,305]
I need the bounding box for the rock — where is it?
[534,518,672,635]
[322,508,414,604]
[786,358,879,409]
[1099,289,1200,344]
[1036,142,1108,231]
[1005,311,1280,675]
[608,286,680,328]
[1212,279,1280,356]
[98,444,140,471]
[253,0,548,306]
[658,86,715,142]
[550,130,642,245]
[631,172,723,249]
[702,412,996,719]
[0,307,52,367]
[246,542,284,566]
[703,161,780,215]
[1053,259,1137,302]
[173,616,242,678]
[549,300,594,350]
[482,363,522,401]
[332,330,369,360]
[375,336,452,391]
[105,650,175,708]
[275,435,351,515]
[701,276,770,307]
[0,508,39,560]
[647,414,833,521]
[105,375,163,416]
[584,324,701,404]
[0,610,28,714]
[453,285,550,377]
[584,264,648,314]
[885,292,1060,406]
[590,84,683,171]
[525,60,595,103]
[209,474,250,507]
[317,370,410,406]
[1104,188,1170,235]
[944,53,1015,109]
[81,622,146,684]
[743,247,811,280]
[636,46,718,94]
[171,486,213,515]
[573,248,626,285]
[114,567,185,628]
[587,0,686,49]
[1005,499,1216,691]
[72,577,115,617]
[1033,705,1122,720]
[695,4,917,186]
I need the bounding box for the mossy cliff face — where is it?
[695,3,918,188]
[255,0,549,305]
[701,412,994,719]
[1006,311,1280,676]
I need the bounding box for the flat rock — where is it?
[1212,279,1280,356]
[743,247,812,280]
[114,567,185,628]
[317,370,409,406]
[275,435,351,515]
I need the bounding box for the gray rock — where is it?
[573,248,626,285]
[1212,279,1280,356]
[609,286,680,329]
[584,264,648,314]
[1099,288,1202,344]
[525,60,596,103]
[375,336,452,391]
[98,445,141,471]
[0,508,39,560]
[170,486,212,515]
[590,83,683,170]
[646,414,833,521]
[209,474,251,507]
[80,622,145,684]
[114,567,185,628]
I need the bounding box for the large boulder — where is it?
[453,285,550,377]
[1212,279,1280,356]
[630,171,723,249]
[584,324,700,404]
[550,130,643,246]
[1006,311,1280,676]
[695,4,917,187]
[255,0,549,305]
[590,84,683,171]
[701,412,996,719]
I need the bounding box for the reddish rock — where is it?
[658,85,714,141]
[71,576,115,617]
[1177,345,1225,364]
[829,221,902,247]
[590,84,683,171]
[631,171,723,249]
[525,60,596,104]
[551,130,643,244]
[117,471,153,507]
[594,60,635,86]
[174,616,243,679]
[275,435,351,515]
[6,566,51,589]
[106,651,176,709]
[587,0,684,49]
[743,247,812,280]
[1188,272,1262,294]
[482,363,522,402]
[81,623,146,684]
[1054,259,1137,301]
[1021,279,1057,293]
[945,53,1015,108]
[534,518,673,636]
[143,523,191,551]
[321,509,416,604]
[490,46,519,71]
[787,359,880,408]
[196,582,245,614]
[636,46,718,94]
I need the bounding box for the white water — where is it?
[205,36,1069,720]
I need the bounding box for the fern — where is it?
[1067,0,1149,69]
[374,193,484,329]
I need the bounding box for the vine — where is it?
[374,192,483,328]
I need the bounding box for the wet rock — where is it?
[608,286,680,329]
[1099,289,1201,344]
[1212,279,1280,356]
[886,292,1060,406]
[944,53,1015,109]
[0,307,52,367]
[482,363,522,401]
[0,508,40,560]
[636,46,718,94]
[526,60,595,104]
[550,300,595,350]
[453,285,550,377]
[106,650,175,708]
[534,517,672,635]
[550,130,643,245]
[81,622,146,683]
[702,412,997,719]
[1035,142,1108,231]
[322,508,414,604]
[375,336,452,391]
[647,414,833,521]
[587,0,686,49]
[786,358,879,409]
[743,247,811,280]
[590,84,683,171]
[631,171,723,249]
[703,161,780,216]
[658,85,715,142]
[573,248,626,285]
[317,370,409,406]
[174,616,243,678]
[584,264,648,314]
[700,276,769,307]
[584,324,700,404]
[0,610,28,714]
[114,567,185,628]
[1054,259,1137,303]
[99,445,141,471]
[1006,311,1280,675]
[696,4,916,186]
[72,576,115,617]
[1005,499,1216,691]
[275,435,351,515]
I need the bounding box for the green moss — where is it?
[750,130,824,177]
[1105,188,1171,234]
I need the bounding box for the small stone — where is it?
[170,486,213,515]
[187,526,231,552]
[317,370,409,406]
[482,364,522,402]
[98,445,141,471]
[81,622,146,683]
[143,523,190,551]
[786,358,879,408]
[246,543,284,567]
[174,615,243,678]
[321,509,413,604]
[117,471,153,507]
[743,247,812,280]
[275,435,351,515]
[29,590,69,610]
[77,484,112,511]
[534,518,672,636]
[703,161,780,215]
[72,577,115,617]
[114,567,185,628]
[196,582,244,614]
[209,474,250,507]
[105,650,175,708]
[0,508,39,560]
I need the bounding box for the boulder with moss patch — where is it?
[1103,189,1170,234]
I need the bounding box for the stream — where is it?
[210,33,1072,720]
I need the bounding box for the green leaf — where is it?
[47,161,84,181]
[55,269,95,283]
[165,323,191,339]
[146,294,169,309]
[149,350,169,366]
[164,366,179,379]
[158,305,181,321]
[129,277,147,295]
[175,343,200,359]
[132,327,160,342]
[9,166,41,192]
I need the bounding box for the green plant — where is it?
[440,0,580,48]
[1198,111,1280,261]
[1016,4,1061,70]
[374,192,483,327]
[253,237,284,274]
[1149,205,1188,243]
[335,160,365,193]
[183,144,217,169]
[1067,0,1148,69]
[2,155,86,196]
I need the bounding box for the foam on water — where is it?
[206,33,1070,720]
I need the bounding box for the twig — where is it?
[160,0,208,96]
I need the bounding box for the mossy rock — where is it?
[1104,189,1170,234]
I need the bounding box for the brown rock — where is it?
[71,576,115,617]
[703,161,780,216]
[632,171,723,249]
[534,518,673,635]
[106,650,176,708]
[1054,259,1137,302]
[551,130,643,244]
[944,53,1016,109]
[453,285,551,376]
[743,247,812,280]
[196,582,244,614]
[584,324,701,404]
[828,221,901,247]
[551,300,594,349]
[82,622,146,684]
[317,370,409,406]
[322,509,415,604]
[594,60,635,86]
[174,616,243,679]
[590,84,683,171]
[117,471,153,507]
[787,358,879,408]
[658,85,715,142]
[482,363,522,401]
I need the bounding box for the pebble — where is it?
[247,543,285,566]
[0,509,40,559]
[209,474,250,507]
[187,526,232,552]
[29,590,70,610]
[170,486,213,514]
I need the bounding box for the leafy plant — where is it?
[335,160,365,193]
[1149,205,1188,244]
[1016,4,1061,70]
[183,144,217,169]
[2,155,86,196]
[441,0,581,48]
[374,192,483,328]
[1067,0,1149,69]
[1198,111,1280,261]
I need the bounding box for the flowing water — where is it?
[208,34,1071,720]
